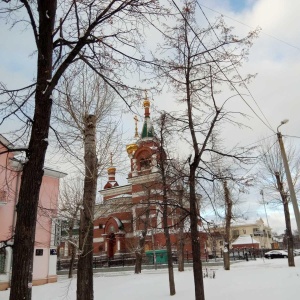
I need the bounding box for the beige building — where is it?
[206,218,272,255]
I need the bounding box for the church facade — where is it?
[93,97,206,259]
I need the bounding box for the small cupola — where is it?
[104,154,119,189]
[141,92,155,139]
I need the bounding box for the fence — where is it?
[204,248,272,262]
[58,252,172,270]
[58,248,272,271]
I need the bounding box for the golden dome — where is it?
[107,166,116,174]
[143,99,150,108]
[126,143,138,155]
[143,90,150,108]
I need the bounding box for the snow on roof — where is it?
[231,218,264,226]
[113,216,124,229]
[273,236,283,242]
[109,193,132,200]
[232,235,260,245]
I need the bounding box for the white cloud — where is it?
[1,1,300,232]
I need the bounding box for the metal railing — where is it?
[57,248,273,271]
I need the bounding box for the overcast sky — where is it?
[1,0,300,234]
[188,0,300,234]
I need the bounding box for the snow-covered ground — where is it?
[1,257,300,300]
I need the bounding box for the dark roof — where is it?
[141,117,155,138]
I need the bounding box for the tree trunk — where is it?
[69,206,80,278]
[68,217,77,278]
[283,198,295,267]
[223,180,232,271]
[186,64,205,300]
[151,230,157,270]
[177,188,185,272]
[177,219,185,272]
[9,2,57,300]
[134,251,143,274]
[275,172,295,267]
[77,115,98,300]
[134,196,150,274]
[162,200,176,295]
[68,242,76,279]
[190,169,205,300]
[134,231,146,274]
[159,112,176,295]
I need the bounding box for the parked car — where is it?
[264,250,288,259]
[294,249,300,256]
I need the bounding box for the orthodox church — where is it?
[93,95,206,258]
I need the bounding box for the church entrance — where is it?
[108,232,116,258]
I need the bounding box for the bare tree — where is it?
[157,112,176,295]
[133,185,151,274]
[77,113,97,300]
[0,2,164,299]
[259,139,300,267]
[175,184,187,272]
[55,64,122,175]
[58,177,83,278]
[152,111,195,292]
[152,1,258,299]
[55,64,124,299]
[206,159,254,270]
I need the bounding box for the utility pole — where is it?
[260,190,270,228]
[260,190,270,248]
[277,120,300,238]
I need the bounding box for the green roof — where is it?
[141,117,155,138]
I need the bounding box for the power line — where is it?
[241,139,278,178]
[241,134,275,149]
[196,1,274,133]
[285,135,300,140]
[197,2,300,52]
[170,0,275,133]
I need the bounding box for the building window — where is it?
[219,241,223,246]
[35,249,43,256]
[99,224,104,229]
[232,230,239,238]
[140,158,151,170]
[253,228,261,236]
[0,248,6,273]
[50,249,57,255]
[59,247,64,257]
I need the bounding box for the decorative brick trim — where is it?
[100,185,132,197]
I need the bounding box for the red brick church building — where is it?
[93,96,206,258]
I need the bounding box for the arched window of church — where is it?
[140,157,151,170]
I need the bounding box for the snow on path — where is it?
[1,257,300,300]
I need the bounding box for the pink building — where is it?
[0,135,66,290]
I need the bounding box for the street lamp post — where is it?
[277,120,300,238]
